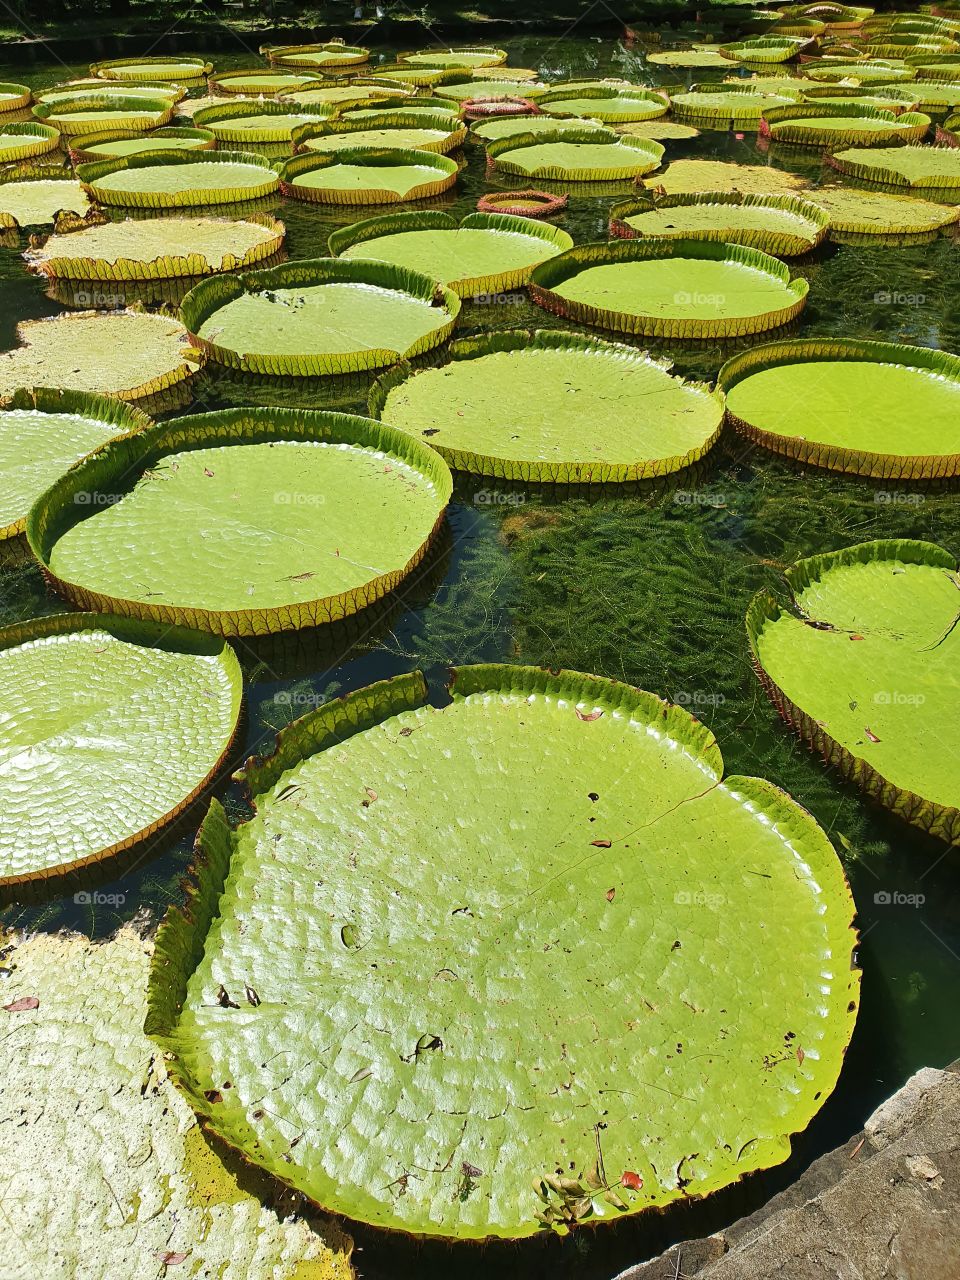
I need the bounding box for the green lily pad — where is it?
[265,41,370,69]
[0,612,241,887]
[370,328,723,482]
[33,95,173,135]
[616,119,703,140]
[278,83,396,108]
[529,239,808,340]
[296,111,467,155]
[609,192,828,256]
[720,337,960,477]
[642,158,811,195]
[146,664,859,1239]
[69,126,215,161]
[646,48,733,68]
[761,102,931,144]
[897,81,960,112]
[29,408,452,636]
[365,64,464,89]
[0,82,30,112]
[0,387,148,539]
[208,68,324,95]
[181,258,460,376]
[0,311,202,409]
[26,213,285,281]
[798,84,921,109]
[38,79,185,105]
[401,46,507,69]
[0,123,59,163]
[0,926,355,1277]
[803,60,917,82]
[471,113,603,141]
[748,539,960,842]
[670,86,803,123]
[279,147,459,205]
[780,2,873,27]
[719,36,813,62]
[828,141,960,190]
[192,99,331,143]
[805,183,959,242]
[486,128,664,181]
[0,177,90,228]
[538,86,669,123]
[434,77,548,101]
[77,151,280,209]
[91,55,212,84]
[328,211,571,296]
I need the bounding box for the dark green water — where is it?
[1,33,959,1280]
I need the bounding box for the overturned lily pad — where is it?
[0,122,59,163]
[748,539,960,842]
[401,46,506,69]
[279,147,459,205]
[181,257,460,376]
[192,99,331,143]
[0,311,202,409]
[68,126,215,162]
[29,408,452,636]
[0,176,90,228]
[538,85,669,123]
[26,213,285,281]
[371,328,723,482]
[78,150,280,209]
[295,111,468,155]
[265,41,370,69]
[0,387,148,539]
[0,926,355,1276]
[610,191,828,256]
[486,128,664,181]
[208,68,324,96]
[720,337,960,477]
[828,141,960,189]
[91,55,212,85]
[761,101,931,144]
[329,211,571,296]
[805,184,959,242]
[0,612,241,887]
[643,158,811,195]
[529,239,808,340]
[146,664,859,1238]
[33,95,173,135]
[670,85,803,124]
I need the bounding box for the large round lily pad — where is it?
[328,211,572,296]
[146,664,859,1239]
[370,329,724,482]
[33,96,174,135]
[642,158,811,195]
[0,177,90,228]
[719,337,960,477]
[0,311,202,409]
[68,126,215,161]
[0,387,148,539]
[77,150,280,209]
[647,48,732,67]
[38,79,185,105]
[529,239,808,340]
[192,100,331,143]
[0,612,241,888]
[761,102,931,144]
[0,123,59,163]
[748,539,960,842]
[486,128,664,181]
[181,258,459,376]
[670,86,802,123]
[91,56,212,85]
[401,46,506,69]
[26,213,285,281]
[279,148,459,205]
[296,111,467,155]
[0,82,30,113]
[538,86,669,123]
[208,69,324,96]
[827,142,960,190]
[720,36,812,62]
[28,408,453,636]
[265,41,370,69]
[805,184,959,243]
[609,192,828,256]
[434,76,548,101]
[471,113,604,141]
[803,60,917,82]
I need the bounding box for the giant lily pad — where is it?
[208,68,324,96]
[91,55,212,85]
[642,158,811,195]
[279,148,459,205]
[610,191,828,256]
[192,99,332,143]
[803,60,917,82]
[0,612,241,887]
[0,123,59,163]
[328,211,571,296]
[719,36,813,62]
[761,101,930,144]
[38,79,185,106]
[804,184,959,243]
[0,926,355,1277]
[0,387,148,539]
[77,150,280,209]
[719,337,960,477]
[264,41,370,69]
[0,82,30,113]
[26,213,285,281]
[670,85,803,123]
[647,48,733,67]
[278,83,399,109]
[370,329,723,482]
[342,96,461,122]
[364,64,464,90]
[68,126,215,161]
[486,128,664,181]
[471,114,604,142]
[538,86,669,123]
[434,76,549,101]
[780,2,873,28]
[828,141,960,189]
[295,111,467,155]
[529,239,808,340]
[0,311,202,409]
[33,95,174,135]
[748,539,960,842]
[146,664,859,1239]
[180,258,459,376]
[29,408,453,636]
[0,176,90,228]
[400,46,507,69]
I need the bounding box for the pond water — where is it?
[1,30,959,1280]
